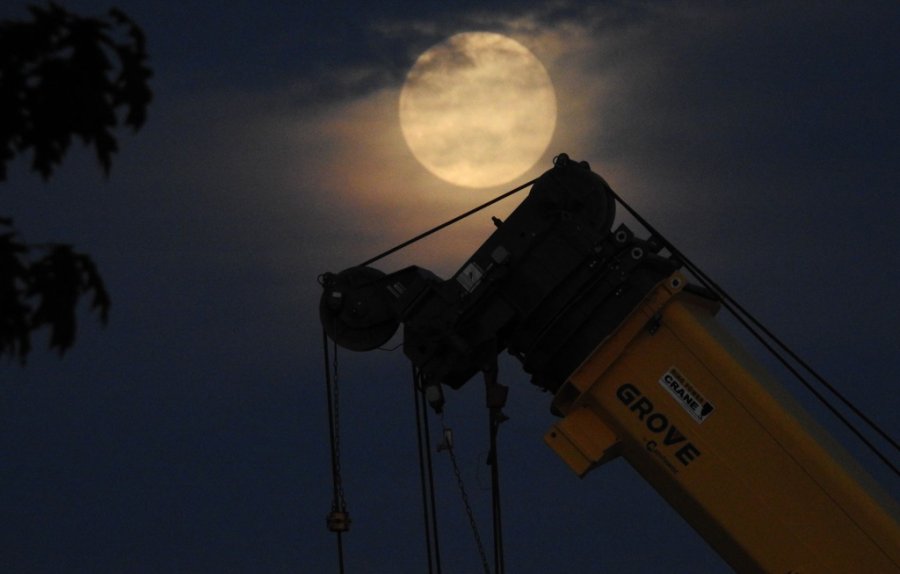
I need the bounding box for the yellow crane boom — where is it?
[547,273,900,572]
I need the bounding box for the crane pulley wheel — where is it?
[319,266,400,351]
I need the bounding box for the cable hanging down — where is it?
[321,175,535,574]
[412,367,443,574]
[322,330,350,573]
[439,411,492,574]
[414,363,504,574]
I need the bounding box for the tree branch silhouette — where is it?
[0,3,151,362]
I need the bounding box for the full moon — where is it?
[399,32,557,188]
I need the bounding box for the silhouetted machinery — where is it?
[319,155,900,572]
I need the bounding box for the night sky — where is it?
[2,1,899,572]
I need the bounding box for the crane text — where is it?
[616,383,702,467]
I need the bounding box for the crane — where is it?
[319,154,900,572]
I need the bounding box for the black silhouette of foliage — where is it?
[0,3,151,362]
[1,219,110,360]
[0,2,151,179]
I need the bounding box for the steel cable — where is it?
[358,178,536,268]
[605,184,900,478]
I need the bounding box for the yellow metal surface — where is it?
[545,406,620,476]
[548,274,900,573]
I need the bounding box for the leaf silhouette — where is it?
[0,4,151,363]
[0,2,153,180]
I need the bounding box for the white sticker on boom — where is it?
[659,367,715,424]
[456,262,484,293]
